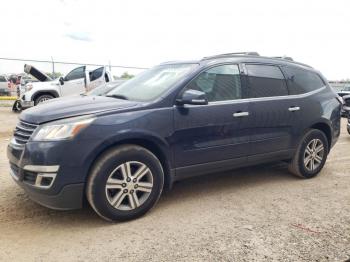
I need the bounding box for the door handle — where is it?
[288,106,300,112]
[233,111,249,117]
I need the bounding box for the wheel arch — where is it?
[86,135,174,191]
[32,90,59,102]
[310,122,332,152]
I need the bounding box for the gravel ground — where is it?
[0,107,349,262]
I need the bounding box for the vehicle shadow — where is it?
[5,161,299,227]
[158,161,298,207]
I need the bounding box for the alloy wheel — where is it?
[303,139,324,172]
[105,161,153,211]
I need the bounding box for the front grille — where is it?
[14,120,38,145]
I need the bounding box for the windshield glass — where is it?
[86,80,125,96]
[107,63,198,101]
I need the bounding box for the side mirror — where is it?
[176,89,208,106]
[59,77,64,85]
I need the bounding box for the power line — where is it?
[0,57,149,70]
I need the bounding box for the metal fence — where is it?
[0,57,148,79]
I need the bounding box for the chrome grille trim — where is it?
[13,120,38,145]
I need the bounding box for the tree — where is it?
[46,72,63,79]
[120,72,134,79]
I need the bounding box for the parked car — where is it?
[336,86,350,98]
[7,52,341,221]
[0,75,10,96]
[19,64,113,108]
[343,95,350,129]
[85,79,126,96]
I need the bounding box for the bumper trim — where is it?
[24,165,60,173]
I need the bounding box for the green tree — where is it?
[46,72,63,79]
[120,72,134,79]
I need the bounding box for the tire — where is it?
[86,145,164,222]
[12,100,22,113]
[288,129,329,178]
[34,94,54,105]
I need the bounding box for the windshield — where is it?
[86,80,125,96]
[107,63,198,101]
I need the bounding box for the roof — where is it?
[200,52,313,70]
[160,52,316,72]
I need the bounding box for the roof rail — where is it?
[202,52,260,60]
[271,56,294,61]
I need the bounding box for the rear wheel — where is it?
[288,129,329,178]
[86,145,164,221]
[34,94,54,105]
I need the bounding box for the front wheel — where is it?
[288,129,329,178]
[86,145,164,222]
[34,94,54,105]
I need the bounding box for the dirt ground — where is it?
[0,107,349,262]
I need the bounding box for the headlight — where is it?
[25,84,33,92]
[32,116,95,141]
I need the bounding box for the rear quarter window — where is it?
[283,66,325,95]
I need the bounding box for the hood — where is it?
[24,64,52,82]
[26,80,59,88]
[20,95,140,124]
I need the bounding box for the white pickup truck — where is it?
[20,64,113,108]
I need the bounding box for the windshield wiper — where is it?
[106,94,129,100]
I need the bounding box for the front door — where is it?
[61,66,86,96]
[173,64,251,170]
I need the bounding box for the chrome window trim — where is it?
[174,86,326,108]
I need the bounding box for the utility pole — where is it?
[51,56,55,77]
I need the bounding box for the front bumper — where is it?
[11,169,84,210]
[19,99,34,109]
[7,140,89,210]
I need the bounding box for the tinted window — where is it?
[0,76,6,82]
[283,66,325,95]
[90,67,104,81]
[246,64,288,98]
[186,64,242,102]
[65,66,85,81]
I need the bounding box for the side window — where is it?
[283,66,325,95]
[246,64,288,98]
[0,76,6,82]
[65,66,85,81]
[186,64,242,102]
[90,67,104,81]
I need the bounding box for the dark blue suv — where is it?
[7,53,341,221]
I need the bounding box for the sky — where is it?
[0,0,349,80]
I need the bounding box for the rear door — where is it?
[244,63,295,155]
[61,66,86,96]
[86,67,108,92]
